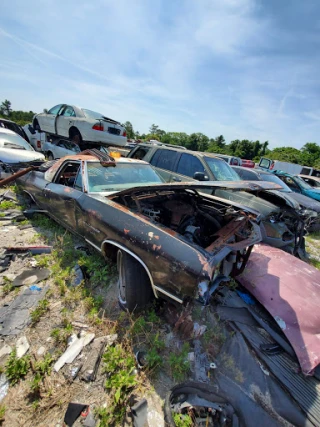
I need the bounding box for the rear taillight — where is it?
[92,123,104,131]
[37,140,41,148]
[123,131,127,137]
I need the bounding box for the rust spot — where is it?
[197,253,211,275]
[124,229,130,234]
[64,186,72,193]
[152,244,161,251]
[154,235,160,240]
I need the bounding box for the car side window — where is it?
[150,149,178,172]
[63,106,76,117]
[48,105,63,115]
[54,162,81,187]
[176,153,205,178]
[131,147,150,160]
[74,169,83,191]
[239,169,256,180]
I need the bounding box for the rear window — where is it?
[130,146,150,160]
[150,149,178,172]
[237,169,257,180]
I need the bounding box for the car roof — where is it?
[298,174,320,180]
[52,154,149,165]
[0,118,17,125]
[137,143,224,160]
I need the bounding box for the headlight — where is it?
[300,209,318,218]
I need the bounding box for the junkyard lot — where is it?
[0,188,320,426]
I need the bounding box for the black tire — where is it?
[69,128,82,145]
[117,250,154,312]
[47,152,54,161]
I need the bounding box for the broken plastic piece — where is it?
[131,398,148,427]
[54,332,95,372]
[16,336,30,358]
[0,374,9,402]
[12,268,50,287]
[69,264,84,287]
[64,403,88,427]
[5,245,52,255]
[29,285,42,291]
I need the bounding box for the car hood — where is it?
[108,180,283,199]
[238,243,320,375]
[287,192,320,213]
[0,148,45,163]
[267,190,300,210]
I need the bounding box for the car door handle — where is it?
[172,177,181,182]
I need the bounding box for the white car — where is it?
[23,123,48,152]
[0,129,45,179]
[33,104,127,148]
[43,139,81,160]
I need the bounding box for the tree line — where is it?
[123,121,320,169]
[1,100,319,169]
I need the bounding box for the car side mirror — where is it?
[194,172,209,181]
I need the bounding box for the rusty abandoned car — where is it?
[13,150,283,311]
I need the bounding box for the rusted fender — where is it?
[0,166,36,187]
[238,243,320,375]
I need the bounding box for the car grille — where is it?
[108,127,121,136]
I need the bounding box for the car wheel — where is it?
[117,250,154,312]
[69,128,82,145]
[47,152,54,161]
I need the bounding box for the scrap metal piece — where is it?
[0,286,48,335]
[238,243,320,375]
[131,398,148,427]
[12,268,50,287]
[16,336,30,358]
[53,332,95,372]
[194,340,209,383]
[80,334,117,381]
[5,245,52,255]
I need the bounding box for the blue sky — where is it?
[1,0,320,149]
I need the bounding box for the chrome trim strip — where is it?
[101,239,158,298]
[85,239,101,252]
[154,286,183,304]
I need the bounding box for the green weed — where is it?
[30,299,49,324]
[0,200,16,210]
[173,413,193,427]
[100,343,138,425]
[5,350,30,385]
[168,343,190,381]
[0,404,5,423]
[310,258,320,270]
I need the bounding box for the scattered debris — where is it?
[82,408,97,427]
[0,190,17,202]
[0,374,9,402]
[194,340,209,383]
[0,344,12,359]
[64,402,88,427]
[5,245,52,255]
[12,268,50,287]
[37,346,46,356]
[54,331,95,372]
[29,285,42,292]
[0,286,48,335]
[69,264,84,288]
[131,398,148,427]
[193,322,207,337]
[72,321,89,329]
[135,350,147,369]
[0,252,15,273]
[16,336,30,358]
[80,334,117,382]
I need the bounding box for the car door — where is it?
[56,105,76,137]
[279,176,302,194]
[149,149,179,182]
[173,153,207,182]
[41,104,64,133]
[43,161,83,231]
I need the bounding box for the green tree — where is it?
[186,133,209,151]
[267,147,302,164]
[122,121,135,139]
[0,99,12,116]
[149,124,159,135]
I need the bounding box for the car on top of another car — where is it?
[33,104,127,148]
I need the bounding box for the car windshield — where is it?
[0,132,33,151]
[259,173,292,192]
[294,175,313,190]
[82,109,104,120]
[204,157,240,181]
[87,162,164,192]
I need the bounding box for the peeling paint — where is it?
[274,316,286,330]
[152,244,161,251]
[124,229,130,235]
